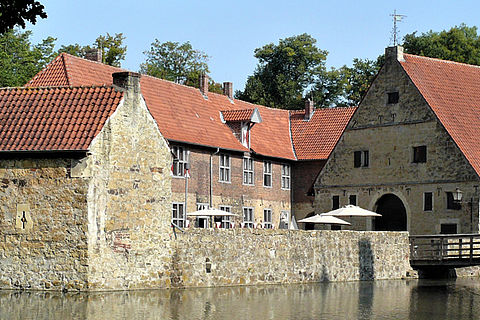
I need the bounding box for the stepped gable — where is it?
[400,54,480,176]
[27,53,297,160]
[290,107,357,160]
[0,86,123,151]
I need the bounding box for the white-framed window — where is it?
[243,157,254,185]
[172,146,188,177]
[172,202,185,228]
[263,161,272,187]
[423,192,433,211]
[196,203,209,228]
[220,205,232,228]
[243,207,254,228]
[219,154,231,183]
[281,164,290,190]
[263,209,272,229]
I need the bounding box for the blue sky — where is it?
[27,0,480,91]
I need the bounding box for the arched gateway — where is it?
[374,194,407,231]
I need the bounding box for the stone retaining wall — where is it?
[170,229,412,288]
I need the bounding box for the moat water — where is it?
[1,278,480,319]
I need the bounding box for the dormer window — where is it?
[220,108,262,149]
[387,91,399,104]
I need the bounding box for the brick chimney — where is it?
[199,73,209,97]
[112,72,141,95]
[223,82,233,100]
[85,48,102,63]
[304,99,314,120]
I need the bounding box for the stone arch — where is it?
[372,193,408,231]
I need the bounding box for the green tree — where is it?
[58,33,127,67]
[0,0,47,34]
[403,24,480,65]
[236,33,328,109]
[0,29,55,87]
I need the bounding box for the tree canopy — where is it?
[0,29,55,87]
[140,40,221,93]
[403,24,480,65]
[0,0,47,34]
[236,33,381,109]
[58,33,127,67]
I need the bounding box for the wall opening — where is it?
[374,194,407,231]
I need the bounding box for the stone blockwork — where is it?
[0,158,89,290]
[170,229,412,287]
[315,47,480,235]
[84,74,173,290]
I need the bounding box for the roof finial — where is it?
[390,10,407,46]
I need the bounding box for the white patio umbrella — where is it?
[321,205,382,217]
[298,214,351,225]
[186,208,238,217]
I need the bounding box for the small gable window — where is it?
[413,146,427,163]
[387,91,399,104]
[354,150,369,168]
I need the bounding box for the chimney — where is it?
[112,72,141,95]
[304,99,314,120]
[223,82,233,100]
[199,73,209,97]
[385,45,404,63]
[85,48,102,63]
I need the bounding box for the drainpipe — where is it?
[210,148,220,208]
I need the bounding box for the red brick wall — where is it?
[292,160,326,221]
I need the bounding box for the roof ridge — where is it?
[2,84,117,90]
[403,53,480,69]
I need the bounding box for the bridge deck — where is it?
[410,234,480,269]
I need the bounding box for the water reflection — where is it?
[1,279,480,319]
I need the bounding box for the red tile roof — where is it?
[290,107,357,160]
[400,54,480,176]
[0,86,123,151]
[221,109,254,122]
[27,53,354,160]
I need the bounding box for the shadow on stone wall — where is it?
[359,239,374,280]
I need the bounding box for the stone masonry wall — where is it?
[170,229,412,288]
[0,158,89,290]
[83,77,173,290]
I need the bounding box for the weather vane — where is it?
[390,10,406,46]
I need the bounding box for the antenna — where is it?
[390,10,407,46]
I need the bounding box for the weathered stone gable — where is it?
[84,76,173,290]
[314,47,480,235]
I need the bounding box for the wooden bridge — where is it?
[410,234,480,269]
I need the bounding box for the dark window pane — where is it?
[413,146,427,163]
[332,195,340,210]
[440,223,457,234]
[446,192,461,210]
[349,195,357,206]
[354,151,361,168]
[424,192,433,211]
[331,225,341,230]
[387,91,399,104]
[363,151,369,167]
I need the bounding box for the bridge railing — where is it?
[410,234,480,262]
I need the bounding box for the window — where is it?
[387,91,399,104]
[172,203,185,228]
[219,205,232,228]
[219,154,231,182]
[424,192,433,211]
[349,195,357,206]
[332,195,340,210]
[281,164,291,190]
[243,157,254,185]
[263,209,272,229]
[172,146,187,177]
[413,146,427,163]
[440,223,457,234]
[243,207,254,228]
[263,161,272,187]
[446,192,461,210]
[354,150,369,168]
